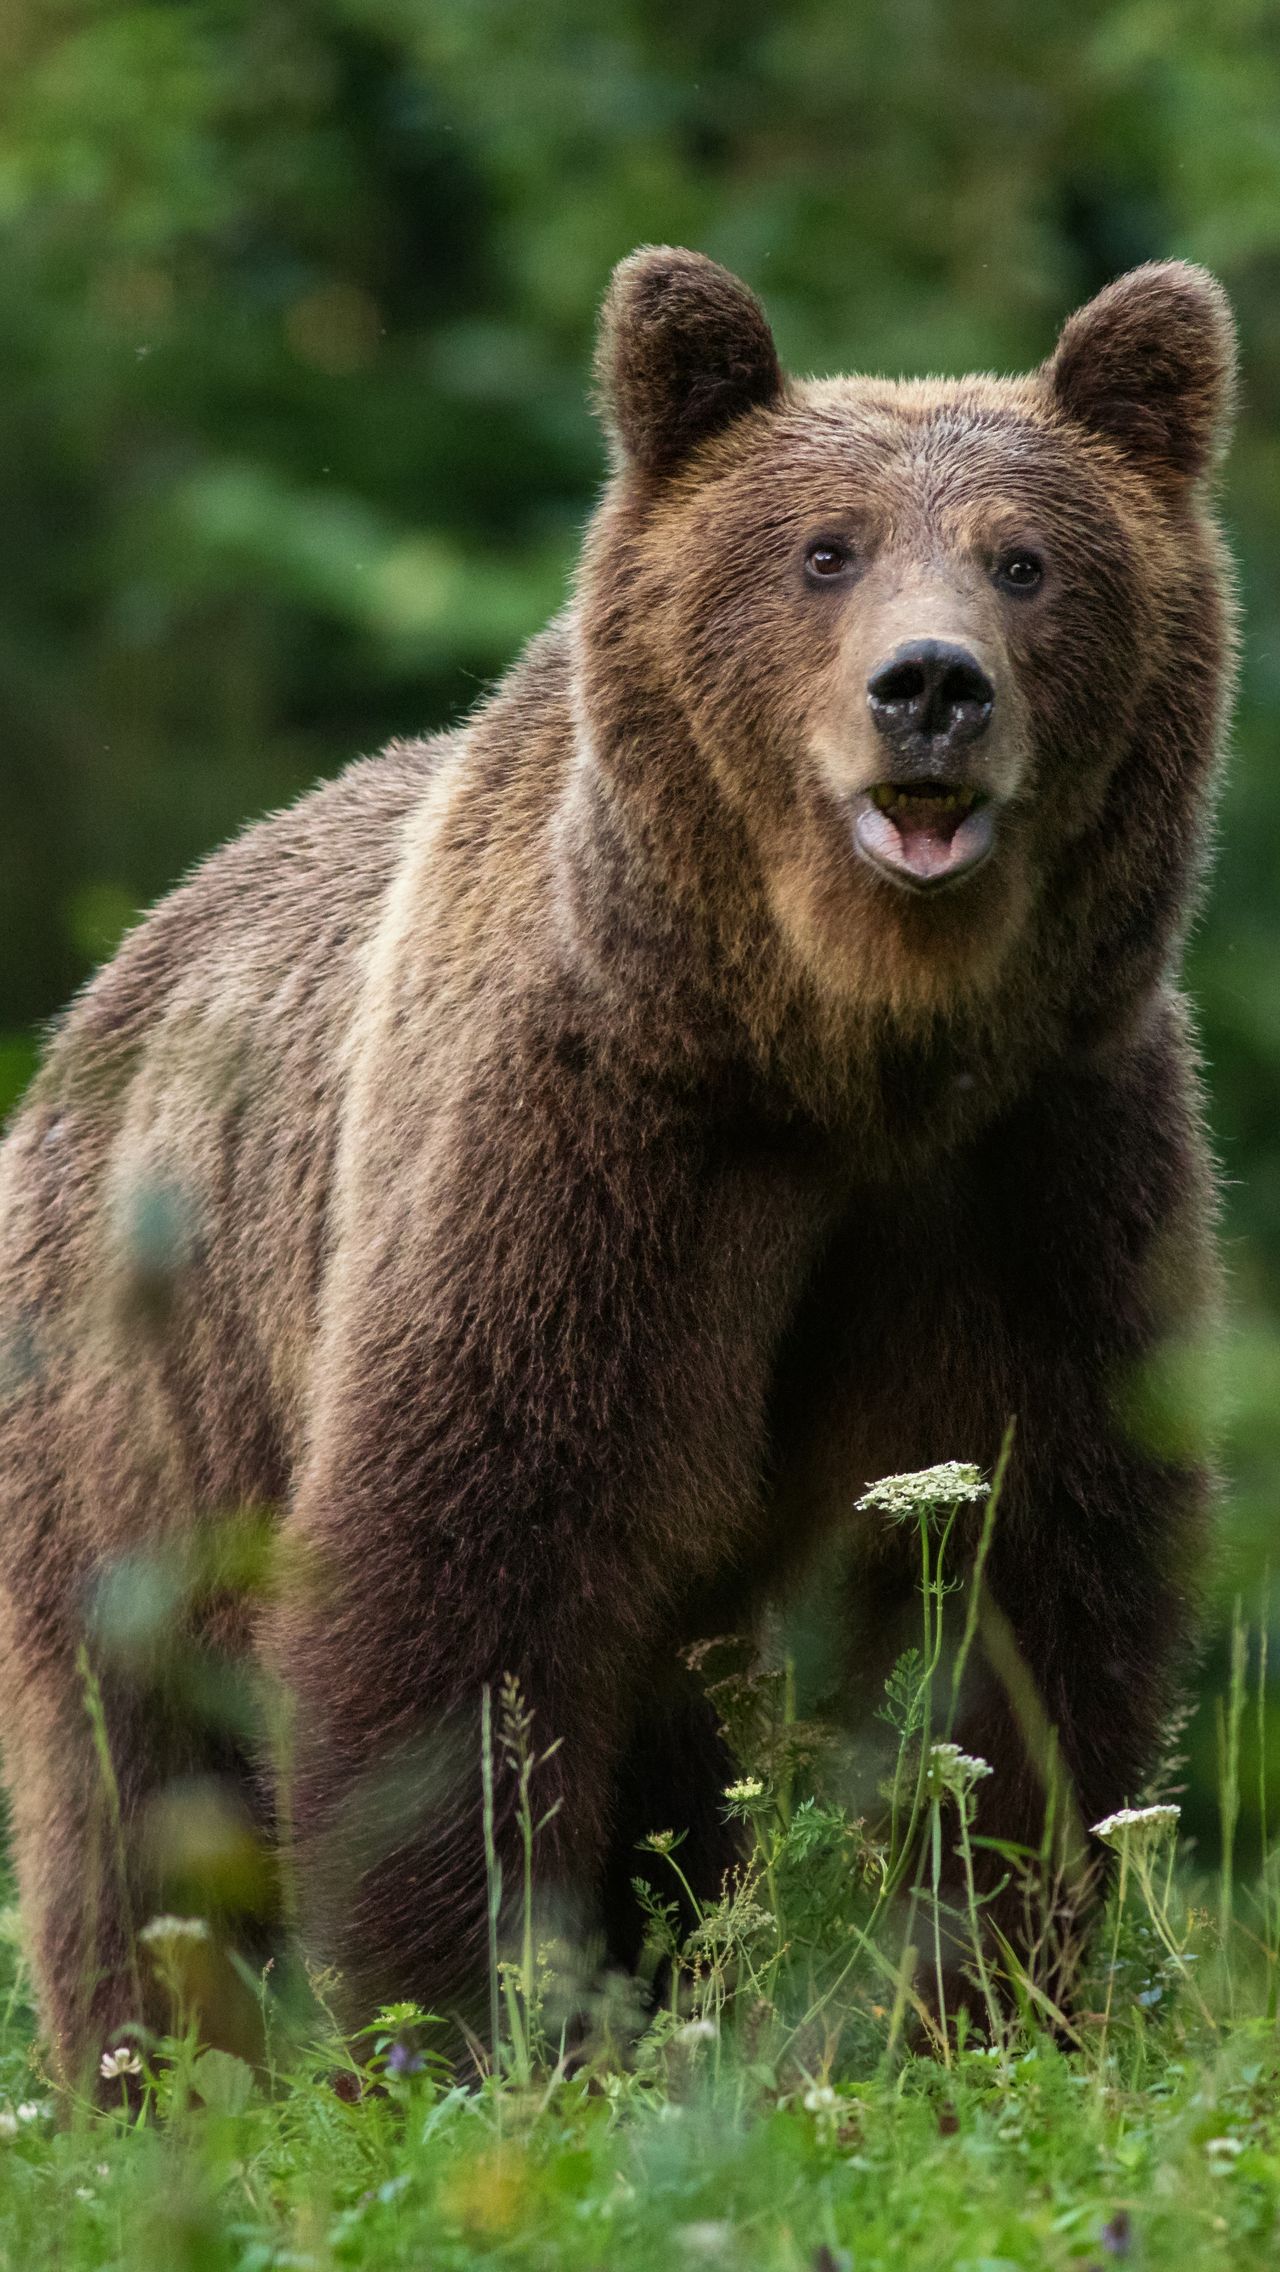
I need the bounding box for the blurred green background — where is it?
[1,0,1278,1828]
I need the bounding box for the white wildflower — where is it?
[676,2222,733,2257]
[723,1777,764,1805]
[1205,2135,1244,2165]
[803,2083,838,2113]
[675,2017,718,2044]
[14,2102,45,2124]
[856,1464,987,1523]
[74,2187,95,2203]
[138,1913,211,1946]
[641,1830,677,1855]
[1091,1805,1180,1858]
[99,2046,142,2081]
[927,1741,994,1799]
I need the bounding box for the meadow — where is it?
[0,1460,1276,2272]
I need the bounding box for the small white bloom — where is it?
[138,1912,210,1945]
[1205,2135,1244,2163]
[1091,1804,1180,1857]
[675,2017,718,2044]
[856,1464,987,1523]
[928,1741,994,1798]
[99,2046,143,2081]
[803,2083,838,2113]
[14,2102,44,2124]
[723,1777,764,1804]
[677,2222,732,2257]
[0,2110,17,2139]
[74,2186,95,2203]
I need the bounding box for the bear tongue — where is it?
[854,793,996,889]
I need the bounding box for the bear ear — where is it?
[1047,262,1236,484]
[594,246,783,475]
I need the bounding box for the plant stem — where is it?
[480,1686,502,2085]
[929,1799,950,2068]
[947,1419,1014,1737]
[1217,1598,1246,2005]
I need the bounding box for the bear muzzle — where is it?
[856,638,999,891]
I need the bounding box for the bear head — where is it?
[576,248,1236,1038]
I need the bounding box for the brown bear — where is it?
[0,247,1236,2082]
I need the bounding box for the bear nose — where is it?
[866,640,995,757]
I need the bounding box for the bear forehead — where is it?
[799,369,1045,435]
[671,374,1145,539]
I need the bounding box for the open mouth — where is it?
[853,781,997,892]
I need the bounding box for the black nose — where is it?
[867,639,994,757]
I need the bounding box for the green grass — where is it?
[1,1921,1279,2271]
[1,1468,1279,2270]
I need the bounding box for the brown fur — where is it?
[0,249,1236,2078]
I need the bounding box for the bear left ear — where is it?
[594,246,783,475]
[1048,262,1236,484]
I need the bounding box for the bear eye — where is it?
[994,549,1044,595]
[804,540,851,582]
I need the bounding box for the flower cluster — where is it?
[802,2083,837,2114]
[675,2018,718,2046]
[856,1464,987,1524]
[926,1741,994,1802]
[723,1777,765,1806]
[1090,1804,1180,1858]
[138,1912,210,1946]
[0,2100,48,2137]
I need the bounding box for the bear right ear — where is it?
[1047,262,1236,485]
[594,247,783,476]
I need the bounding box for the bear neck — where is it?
[543,610,1023,1141]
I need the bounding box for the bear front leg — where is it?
[271,1466,761,2051]
[269,1495,651,2047]
[943,1457,1205,2015]
[941,996,1218,2011]
[265,1078,834,2048]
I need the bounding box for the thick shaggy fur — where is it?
[0,249,1236,2079]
